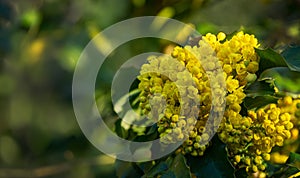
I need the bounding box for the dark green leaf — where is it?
[279,167,299,178]
[165,156,175,167]
[258,67,300,94]
[245,81,275,97]
[271,166,299,178]
[146,124,158,135]
[142,161,169,178]
[143,154,191,178]
[187,135,235,178]
[244,95,278,110]
[137,161,155,175]
[132,127,158,142]
[282,46,300,72]
[286,152,300,169]
[256,48,287,74]
[169,153,191,178]
[234,168,248,178]
[266,162,283,177]
[115,160,143,178]
[160,171,176,178]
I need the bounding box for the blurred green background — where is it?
[0,0,299,177]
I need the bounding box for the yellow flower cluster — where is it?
[138,54,199,146]
[137,31,262,158]
[219,97,295,172]
[138,38,227,156]
[202,32,293,173]
[204,31,260,86]
[277,96,300,123]
[137,31,296,174]
[269,96,300,164]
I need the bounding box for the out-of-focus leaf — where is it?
[0,75,15,95]
[0,29,11,57]
[244,95,278,110]
[60,45,81,71]
[157,7,175,18]
[187,136,234,178]
[0,0,15,22]
[245,81,275,97]
[282,46,300,72]
[258,67,300,94]
[0,136,20,164]
[256,48,287,74]
[21,9,41,27]
[197,22,218,35]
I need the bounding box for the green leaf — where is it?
[244,95,278,110]
[21,9,41,27]
[286,152,300,170]
[143,154,191,178]
[196,22,218,35]
[160,171,176,178]
[282,46,300,72]
[245,81,275,97]
[280,167,299,178]
[187,136,235,178]
[146,124,159,135]
[266,162,282,177]
[256,48,287,74]
[115,160,143,178]
[271,165,299,178]
[137,161,155,175]
[168,153,191,178]
[258,67,300,94]
[142,161,169,178]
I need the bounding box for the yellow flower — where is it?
[235,155,241,163]
[217,32,226,41]
[223,64,232,74]
[226,76,239,93]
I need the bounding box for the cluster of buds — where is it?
[137,31,296,174]
[137,31,260,157]
[219,97,295,172]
